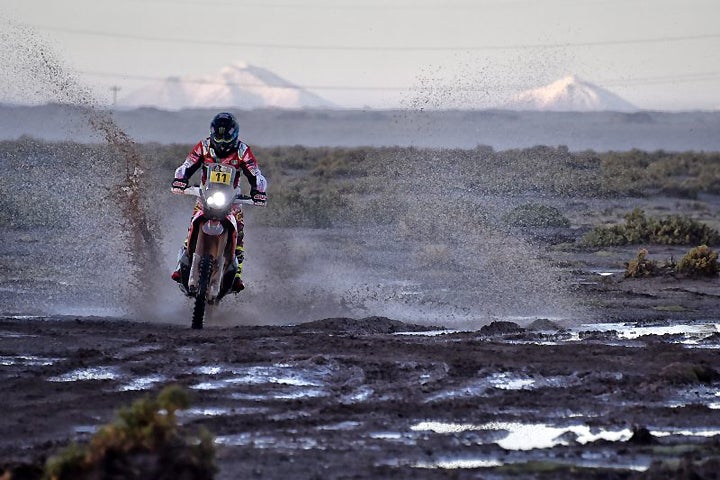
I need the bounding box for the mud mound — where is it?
[479,320,525,335]
[294,316,440,334]
[527,318,562,331]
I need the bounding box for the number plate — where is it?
[209,165,233,185]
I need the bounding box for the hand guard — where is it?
[171,178,188,194]
[250,189,267,206]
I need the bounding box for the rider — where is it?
[170,112,267,292]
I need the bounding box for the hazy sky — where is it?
[2,0,719,110]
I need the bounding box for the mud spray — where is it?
[0,21,162,316]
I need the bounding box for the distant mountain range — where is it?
[119,63,334,110]
[505,75,636,112]
[119,69,636,112]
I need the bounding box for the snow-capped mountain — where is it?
[120,63,334,110]
[505,75,636,112]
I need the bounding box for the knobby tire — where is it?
[192,254,212,329]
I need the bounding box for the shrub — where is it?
[44,385,216,480]
[582,209,720,247]
[676,245,719,278]
[624,249,657,278]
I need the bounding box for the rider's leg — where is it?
[231,210,245,292]
[171,238,188,282]
[172,204,199,282]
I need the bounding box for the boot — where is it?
[171,243,188,283]
[231,272,245,292]
[231,246,245,292]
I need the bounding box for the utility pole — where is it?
[110,85,121,106]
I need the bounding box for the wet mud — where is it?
[1,311,718,479]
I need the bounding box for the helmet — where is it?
[209,112,239,157]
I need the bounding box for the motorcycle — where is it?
[174,162,255,329]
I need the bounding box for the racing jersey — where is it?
[175,138,267,193]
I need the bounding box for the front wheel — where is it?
[192,254,212,329]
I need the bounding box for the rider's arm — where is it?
[237,143,267,193]
[174,140,206,181]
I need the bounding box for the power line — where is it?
[27,23,720,51]
[92,0,523,9]
[77,68,720,92]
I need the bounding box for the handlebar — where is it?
[182,186,255,205]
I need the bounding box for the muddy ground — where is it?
[1,264,719,479]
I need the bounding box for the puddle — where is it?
[411,422,480,434]
[215,433,320,450]
[586,268,625,277]
[410,421,633,450]
[0,330,40,338]
[73,425,99,435]
[487,372,535,390]
[48,366,121,382]
[268,388,328,400]
[0,355,61,366]
[317,421,362,431]
[395,330,459,337]
[426,373,573,402]
[341,386,374,403]
[370,431,406,440]
[192,366,227,375]
[413,458,503,469]
[667,385,720,409]
[651,428,720,438]
[178,406,269,418]
[1,316,47,321]
[117,374,166,391]
[190,363,331,398]
[710,392,720,409]
[228,388,328,401]
[577,322,718,341]
[486,422,633,450]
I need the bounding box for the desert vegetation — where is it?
[2,139,719,232]
[582,208,720,247]
[44,385,215,480]
[677,245,719,278]
[624,245,719,278]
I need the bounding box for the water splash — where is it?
[332,147,580,326]
[0,20,162,311]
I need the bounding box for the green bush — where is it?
[44,385,216,480]
[676,245,719,278]
[582,209,720,247]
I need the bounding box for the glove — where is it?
[171,178,188,194]
[250,189,267,206]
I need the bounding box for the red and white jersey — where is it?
[175,138,267,193]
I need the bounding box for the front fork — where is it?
[188,231,228,299]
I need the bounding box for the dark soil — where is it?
[1,306,719,479]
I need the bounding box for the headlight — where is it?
[207,191,227,207]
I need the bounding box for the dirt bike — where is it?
[174,162,255,329]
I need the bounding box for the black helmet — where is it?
[209,112,239,157]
